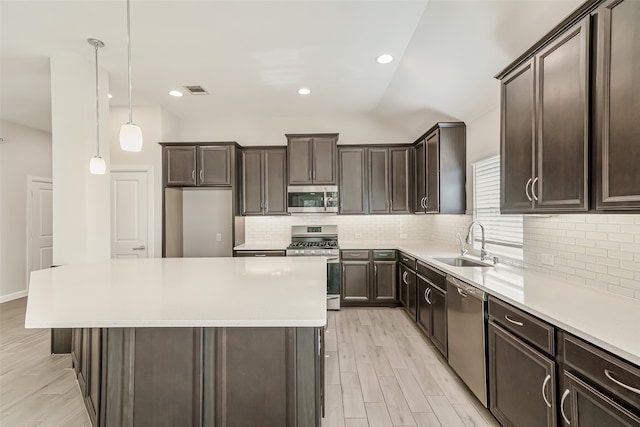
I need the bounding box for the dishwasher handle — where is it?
[446,275,485,301]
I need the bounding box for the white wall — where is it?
[51,55,111,266]
[0,120,52,301]
[109,106,180,257]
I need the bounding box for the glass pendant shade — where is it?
[119,123,143,152]
[89,156,106,175]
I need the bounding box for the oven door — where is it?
[327,257,341,310]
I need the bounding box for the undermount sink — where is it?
[432,257,493,268]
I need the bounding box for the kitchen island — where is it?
[25,257,327,427]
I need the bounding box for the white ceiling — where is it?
[1,0,582,144]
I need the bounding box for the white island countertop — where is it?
[25,257,327,328]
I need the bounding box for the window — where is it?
[473,155,523,259]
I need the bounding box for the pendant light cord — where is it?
[94,41,101,157]
[126,0,133,124]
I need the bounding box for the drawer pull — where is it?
[560,389,571,425]
[457,288,468,298]
[604,369,640,395]
[402,257,410,263]
[424,288,432,304]
[541,374,552,408]
[402,272,408,285]
[504,314,524,327]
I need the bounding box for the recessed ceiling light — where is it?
[297,88,311,95]
[376,54,394,64]
[169,90,183,97]
[108,93,113,99]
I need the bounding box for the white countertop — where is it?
[393,242,640,366]
[234,242,290,251]
[25,257,327,328]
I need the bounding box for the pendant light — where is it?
[88,38,106,175]
[119,0,143,152]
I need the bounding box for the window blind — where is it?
[473,155,523,251]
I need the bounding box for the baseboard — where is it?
[0,290,28,304]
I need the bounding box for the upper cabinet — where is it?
[499,0,640,213]
[286,134,338,185]
[339,147,367,215]
[414,122,466,214]
[163,144,233,187]
[241,148,287,216]
[368,147,412,214]
[595,0,640,210]
[500,18,589,214]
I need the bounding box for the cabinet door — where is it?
[199,146,231,186]
[389,147,411,213]
[430,285,447,358]
[341,261,370,303]
[489,321,557,427]
[241,150,264,215]
[372,261,397,303]
[414,141,427,213]
[288,138,313,185]
[79,328,90,397]
[264,149,287,215]
[86,328,102,427]
[398,264,410,307]
[339,148,367,214]
[166,146,197,186]
[406,270,417,321]
[596,0,640,210]
[500,59,535,213]
[312,137,337,184]
[368,148,390,214]
[560,371,640,427]
[425,132,440,213]
[72,327,83,374]
[416,276,431,336]
[535,18,589,211]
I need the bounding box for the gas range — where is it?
[285,225,339,256]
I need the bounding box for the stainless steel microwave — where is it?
[287,186,339,213]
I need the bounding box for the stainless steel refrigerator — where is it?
[164,188,233,257]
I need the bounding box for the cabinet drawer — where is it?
[373,250,396,261]
[561,332,640,412]
[416,261,446,288]
[399,253,416,270]
[341,250,370,261]
[488,297,555,355]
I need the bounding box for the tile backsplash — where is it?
[523,215,640,299]
[244,213,640,300]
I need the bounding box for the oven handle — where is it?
[326,257,339,263]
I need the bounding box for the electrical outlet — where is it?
[541,253,555,266]
[216,233,222,241]
[399,233,408,239]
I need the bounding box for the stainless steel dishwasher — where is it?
[446,275,488,407]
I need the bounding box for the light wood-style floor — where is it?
[323,308,500,427]
[0,299,499,426]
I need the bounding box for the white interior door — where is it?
[30,180,53,272]
[110,171,148,258]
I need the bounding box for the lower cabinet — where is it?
[416,275,447,357]
[72,327,322,427]
[72,328,104,427]
[341,250,397,306]
[488,321,557,427]
[398,263,416,319]
[560,372,640,427]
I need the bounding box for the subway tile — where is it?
[584,231,608,240]
[575,254,597,264]
[607,233,635,243]
[585,216,608,224]
[607,284,634,298]
[608,250,634,261]
[575,223,597,232]
[566,245,586,254]
[596,224,621,233]
[607,267,634,280]
[621,278,640,290]
[586,264,608,274]
[596,273,619,285]
[574,239,597,248]
[596,257,620,268]
[607,216,635,225]
[576,269,597,280]
[620,260,640,271]
[586,247,608,257]
[596,240,620,250]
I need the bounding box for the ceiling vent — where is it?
[183,85,209,95]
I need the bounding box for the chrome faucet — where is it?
[465,221,489,261]
[456,233,467,256]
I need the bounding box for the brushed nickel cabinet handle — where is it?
[254,254,266,257]
[402,272,408,285]
[313,170,316,180]
[560,389,571,425]
[604,369,640,395]
[504,314,524,327]
[532,177,539,201]
[457,288,468,298]
[374,265,378,276]
[525,178,533,201]
[541,374,552,408]
[192,170,196,182]
[308,170,312,180]
[425,288,432,304]
[200,170,204,182]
